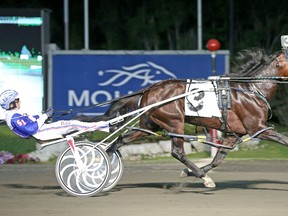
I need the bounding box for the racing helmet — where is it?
[0,90,19,110]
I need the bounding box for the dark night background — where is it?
[1,0,288,54]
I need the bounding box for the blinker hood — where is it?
[281,35,288,59]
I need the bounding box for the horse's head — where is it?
[229,48,288,78]
[275,52,288,77]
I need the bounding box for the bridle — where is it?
[282,49,288,60]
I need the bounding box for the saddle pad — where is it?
[185,79,222,118]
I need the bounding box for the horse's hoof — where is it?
[202,174,216,188]
[179,168,190,178]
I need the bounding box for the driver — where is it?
[0,89,109,141]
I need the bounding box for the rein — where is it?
[225,76,288,83]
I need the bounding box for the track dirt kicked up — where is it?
[0,160,287,216]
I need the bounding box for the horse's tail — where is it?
[75,94,142,123]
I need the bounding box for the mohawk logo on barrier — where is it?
[98,61,177,87]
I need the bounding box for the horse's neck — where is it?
[252,66,280,100]
[232,82,278,101]
[251,83,278,100]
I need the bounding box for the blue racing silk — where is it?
[5,111,40,139]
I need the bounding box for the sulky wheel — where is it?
[102,150,124,192]
[55,141,111,197]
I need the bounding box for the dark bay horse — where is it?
[80,48,288,187]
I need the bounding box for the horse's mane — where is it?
[225,47,282,77]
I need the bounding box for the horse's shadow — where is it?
[2,179,288,196]
[112,179,288,194]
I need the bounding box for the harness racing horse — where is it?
[80,48,288,188]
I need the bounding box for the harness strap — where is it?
[137,94,144,109]
[215,80,231,131]
[254,90,273,119]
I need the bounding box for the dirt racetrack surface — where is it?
[0,159,288,216]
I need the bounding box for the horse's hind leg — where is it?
[107,130,150,152]
[171,137,216,188]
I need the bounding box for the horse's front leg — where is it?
[201,136,238,173]
[200,129,288,174]
[181,136,237,180]
[257,128,288,146]
[171,137,216,188]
